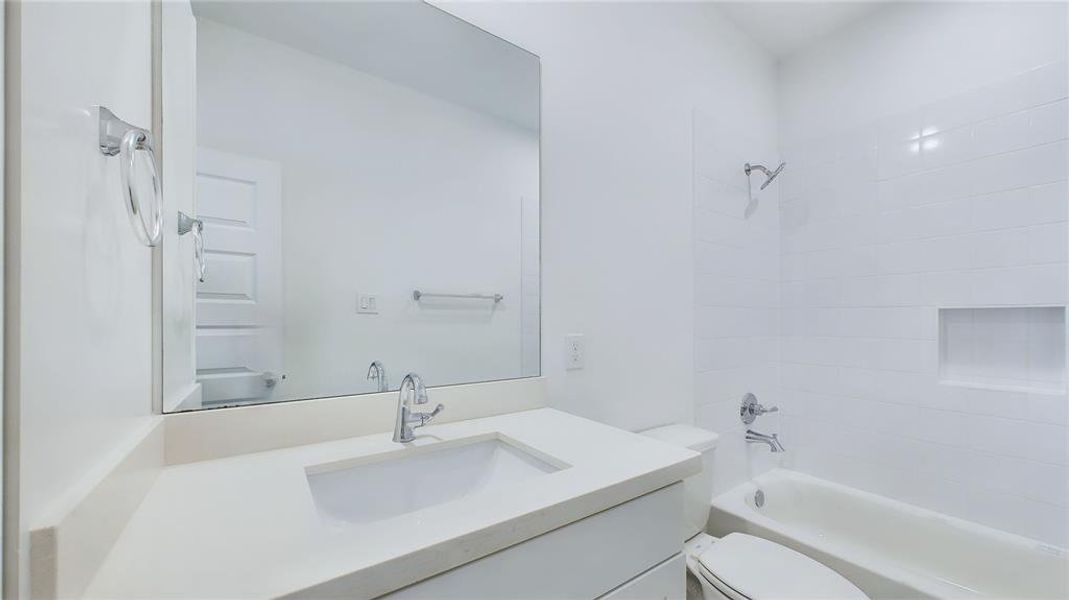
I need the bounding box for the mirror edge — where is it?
[150,0,164,416]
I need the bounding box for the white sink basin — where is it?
[306,435,564,525]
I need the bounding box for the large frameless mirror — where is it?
[158,1,540,412]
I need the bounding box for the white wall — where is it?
[441,2,780,432]
[778,1,1068,546]
[195,20,539,401]
[12,1,158,594]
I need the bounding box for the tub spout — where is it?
[746,429,785,453]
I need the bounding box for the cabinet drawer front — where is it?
[387,483,683,599]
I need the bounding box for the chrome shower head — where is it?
[761,162,786,190]
[744,162,787,190]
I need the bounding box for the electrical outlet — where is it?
[565,334,584,370]
[357,293,379,314]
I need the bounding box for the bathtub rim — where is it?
[707,468,1068,600]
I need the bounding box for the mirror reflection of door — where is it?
[194,148,283,407]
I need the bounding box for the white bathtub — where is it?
[707,469,1068,599]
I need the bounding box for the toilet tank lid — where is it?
[639,424,719,452]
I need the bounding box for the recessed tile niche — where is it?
[939,307,1066,394]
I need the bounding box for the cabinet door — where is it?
[600,553,685,600]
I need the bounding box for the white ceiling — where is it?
[714,1,889,58]
[192,1,540,131]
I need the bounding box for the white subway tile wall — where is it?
[693,109,783,495]
[778,61,1068,546]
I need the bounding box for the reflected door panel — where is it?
[195,147,284,406]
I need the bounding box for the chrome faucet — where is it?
[392,373,445,443]
[740,392,784,453]
[746,429,785,453]
[367,360,388,393]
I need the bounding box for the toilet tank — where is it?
[640,424,719,541]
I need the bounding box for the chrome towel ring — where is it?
[97,106,163,247]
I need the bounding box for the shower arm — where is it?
[744,162,786,191]
[744,163,771,177]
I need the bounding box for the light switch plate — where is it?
[357,293,379,314]
[565,334,584,370]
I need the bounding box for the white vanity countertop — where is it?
[84,408,700,599]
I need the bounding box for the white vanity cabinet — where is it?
[385,483,684,599]
[82,410,700,599]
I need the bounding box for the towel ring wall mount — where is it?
[98,106,163,247]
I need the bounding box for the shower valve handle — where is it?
[740,393,778,425]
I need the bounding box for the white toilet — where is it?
[641,424,869,600]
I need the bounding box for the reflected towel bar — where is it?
[413,290,503,303]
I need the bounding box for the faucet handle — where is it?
[411,403,445,428]
[740,392,778,425]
